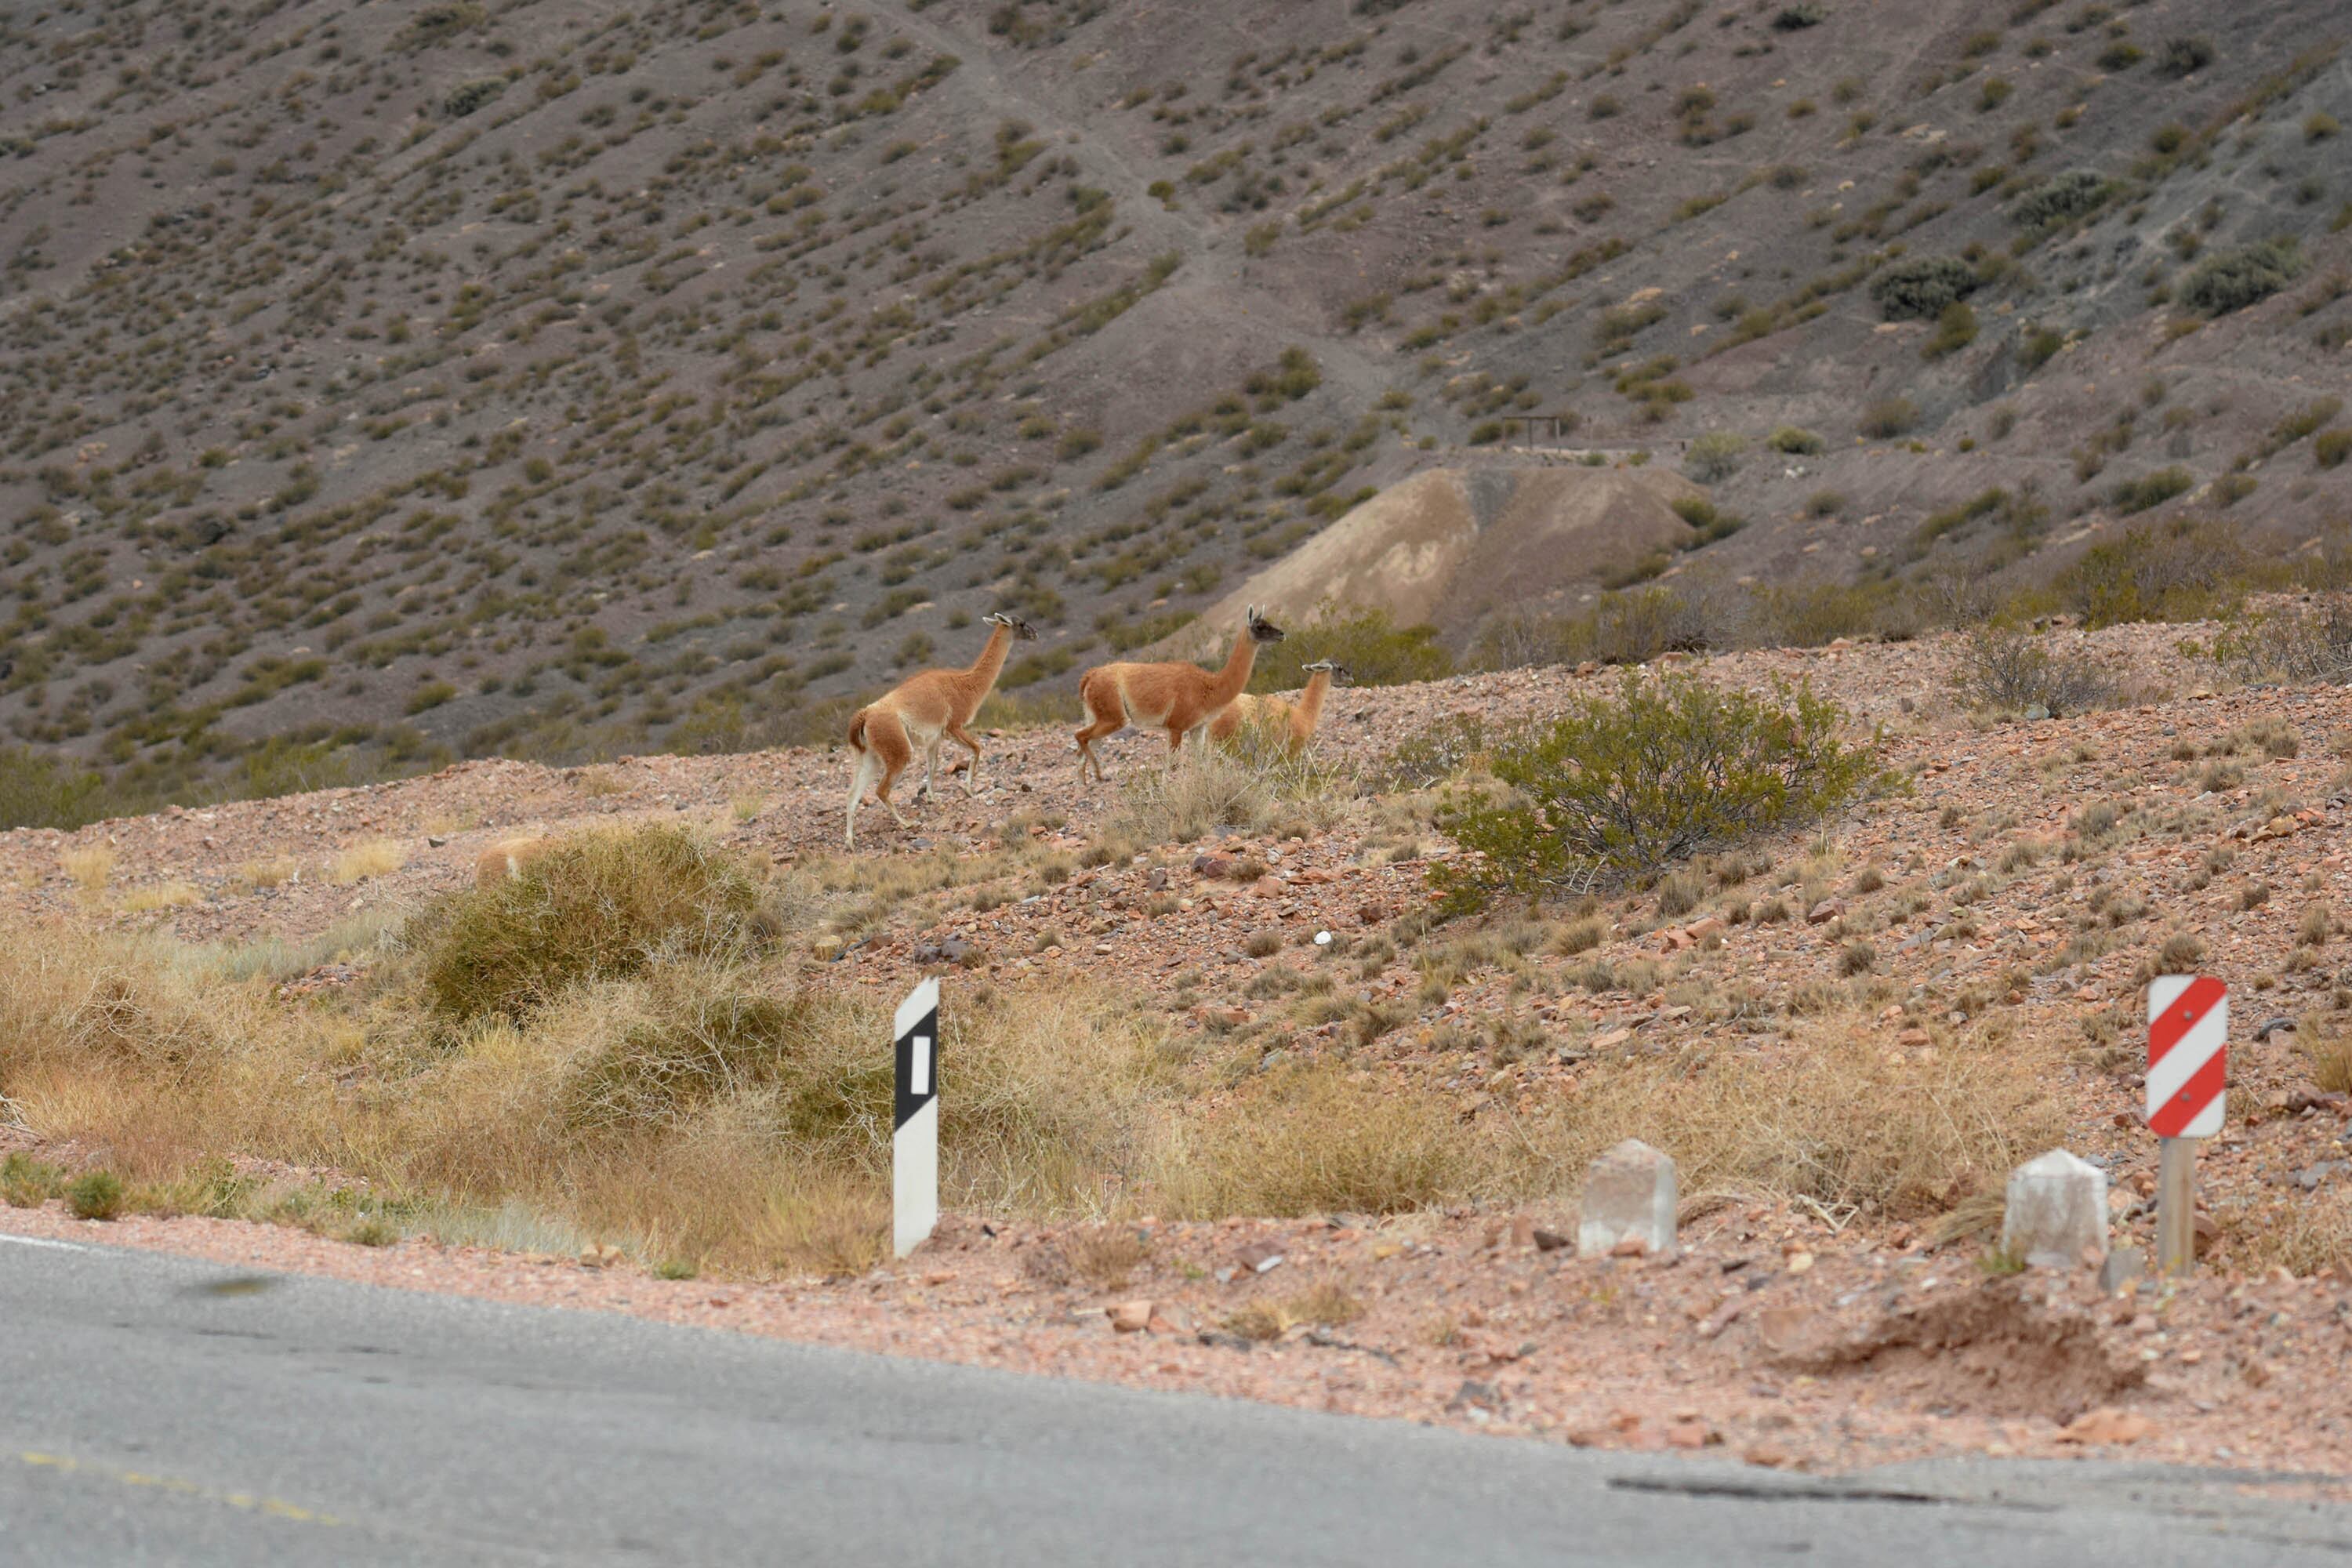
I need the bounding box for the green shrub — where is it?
[2315,429,2350,469]
[1671,496,1745,544]
[1922,301,1978,358]
[2309,112,2342,143]
[2178,240,2304,317]
[2009,169,2111,229]
[1247,607,1451,690]
[415,827,772,1023]
[2,1152,64,1208]
[1432,674,1884,906]
[0,746,125,832]
[2057,519,2249,626]
[1870,255,1977,321]
[1682,430,1746,482]
[1767,426,1826,455]
[1859,397,1920,437]
[2110,466,2194,514]
[67,1171,124,1221]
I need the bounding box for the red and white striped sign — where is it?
[2147,975,2227,1138]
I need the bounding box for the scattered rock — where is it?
[1107,1300,1155,1333]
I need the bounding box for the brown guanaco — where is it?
[1071,607,1285,782]
[845,611,1037,848]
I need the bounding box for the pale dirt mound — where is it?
[1152,464,1701,659]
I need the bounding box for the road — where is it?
[2,1229,2347,1566]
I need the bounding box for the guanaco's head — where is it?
[1303,659,1353,686]
[982,611,1041,641]
[1243,604,1287,645]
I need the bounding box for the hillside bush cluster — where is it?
[1950,627,2119,717]
[1870,255,1977,321]
[2009,170,2111,229]
[2179,239,2305,317]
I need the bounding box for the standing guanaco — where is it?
[1207,659,1352,753]
[1071,607,1285,782]
[846,612,1038,848]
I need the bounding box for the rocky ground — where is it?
[10,616,2352,1475]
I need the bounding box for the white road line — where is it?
[0,1233,93,1253]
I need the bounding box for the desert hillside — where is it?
[3,0,2350,813]
[9,617,2352,1470]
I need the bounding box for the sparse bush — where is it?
[1923,301,1978,358]
[1432,673,1884,906]
[414,827,771,1023]
[1768,426,1826,455]
[2316,430,2350,469]
[2155,36,2215,78]
[2009,169,2111,230]
[1683,431,1747,482]
[1870,255,1977,321]
[2110,466,2194,514]
[443,78,506,118]
[2212,593,2352,684]
[2057,518,2247,626]
[2178,239,2305,317]
[1951,627,2118,717]
[1859,397,1921,437]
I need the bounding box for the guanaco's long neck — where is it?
[1205,627,1259,709]
[1291,669,1331,742]
[953,623,1015,719]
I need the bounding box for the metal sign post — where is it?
[892,977,940,1260]
[2147,975,2227,1276]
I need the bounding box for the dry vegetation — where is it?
[0,815,2075,1276]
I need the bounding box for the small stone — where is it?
[1107,1300,1155,1333]
[1236,1242,1287,1273]
[1784,1250,1815,1275]
[1806,898,1846,925]
[1664,1421,1713,1450]
[1579,1138,1679,1260]
[2001,1148,2108,1269]
[426,834,448,848]
[1251,876,1283,897]
[1897,1027,1931,1047]
[1532,1226,1570,1252]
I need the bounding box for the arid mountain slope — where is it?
[1,0,2349,808]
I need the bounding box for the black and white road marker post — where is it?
[893,977,940,1259]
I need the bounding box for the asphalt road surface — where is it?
[4,1228,2349,1566]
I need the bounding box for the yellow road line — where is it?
[14,1450,339,1527]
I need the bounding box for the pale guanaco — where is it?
[474,834,554,887]
[1071,607,1285,782]
[1207,659,1352,753]
[845,611,1038,848]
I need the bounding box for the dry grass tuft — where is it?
[120,881,201,913]
[60,844,114,893]
[412,826,771,1023]
[1106,734,1346,846]
[237,856,299,890]
[332,840,406,884]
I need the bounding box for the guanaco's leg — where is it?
[946,720,985,793]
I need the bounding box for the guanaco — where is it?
[1208,659,1352,753]
[1072,607,1285,782]
[474,834,555,887]
[845,611,1038,848]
